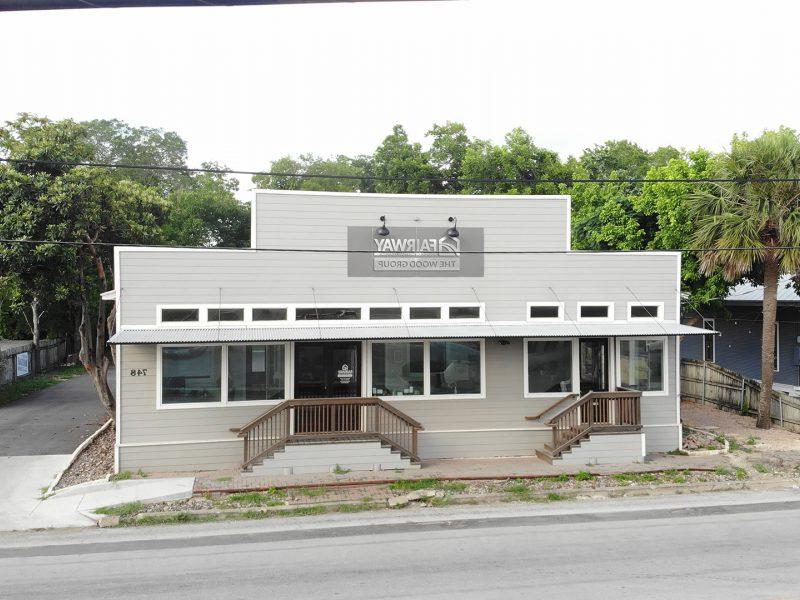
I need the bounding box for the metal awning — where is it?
[108,321,713,345]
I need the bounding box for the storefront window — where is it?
[228,345,285,401]
[619,339,664,392]
[371,342,424,396]
[161,346,221,404]
[527,340,572,394]
[429,341,481,395]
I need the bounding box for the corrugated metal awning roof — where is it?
[108,321,712,345]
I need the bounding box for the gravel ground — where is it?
[682,400,800,452]
[55,423,114,490]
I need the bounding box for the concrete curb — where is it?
[109,477,800,526]
[46,418,113,496]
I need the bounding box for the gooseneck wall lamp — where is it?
[446,216,460,238]
[377,215,390,236]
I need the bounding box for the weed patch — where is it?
[437,481,468,493]
[574,471,595,482]
[95,502,144,517]
[753,464,768,474]
[294,486,327,498]
[224,492,283,507]
[109,471,132,482]
[335,502,382,513]
[389,479,437,492]
[667,449,689,456]
[332,464,351,475]
[714,466,733,477]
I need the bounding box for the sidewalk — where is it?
[0,455,193,531]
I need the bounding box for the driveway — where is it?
[0,373,110,456]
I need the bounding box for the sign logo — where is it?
[336,363,353,383]
[372,235,461,272]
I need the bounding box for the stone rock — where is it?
[388,496,410,508]
[97,515,120,528]
[406,490,437,501]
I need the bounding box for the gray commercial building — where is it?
[109,191,709,474]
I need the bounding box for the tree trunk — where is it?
[757,254,779,429]
[77,251,117,420]
[30,297,40,375]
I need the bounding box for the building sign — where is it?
[15,352,30,377]
[337,363,353,383]
[347,226,484,277]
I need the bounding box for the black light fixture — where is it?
[377,215,390,236]
[447,216,460,238]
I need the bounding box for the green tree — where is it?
[371,125,440,194]
[426,122,473,192]
[0,114,167,418]
[82,118,189,195]
[252,154,362,192]
[689,128,800,428]
[164,164,249,248]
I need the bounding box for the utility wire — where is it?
[2,156,800,185]
[3,237,800,254]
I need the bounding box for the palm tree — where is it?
[690,128,800,429]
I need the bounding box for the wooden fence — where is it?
[681,359,800,429]
[0,339,68,388]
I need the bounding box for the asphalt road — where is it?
[0,373,109,455]
[1,491,799,599]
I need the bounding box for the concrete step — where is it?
[244,440,419,476]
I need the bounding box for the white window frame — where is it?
[627,301,664,321]
[526,302,565,322]
[366,339,486,400]
[615,336,669,397]
[523,337,579,398]
[774,321,780,372]
[702,318,715,362]
[152,302,485,328]
[577,302,614,322]
[156,342,291,410]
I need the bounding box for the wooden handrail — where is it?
[546,389,643,458]
[525,393,579,422]
[236,396,424,469]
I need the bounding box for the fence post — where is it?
[702,362,707,404]
[739,376,745,411]
[779,394,784,427]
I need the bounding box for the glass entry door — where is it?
[294,341,362,399]
[579,338,609,395]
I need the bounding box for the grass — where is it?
[294,486,327,498]
[0,365,85,407]
[574,471,595,482]
[109,470,132,482]
[215,476,233,482]
[543,492,566,502]
[753,463,769,474]
[733,467,748,480]
[332,464,351,475]
[136,469,148,479]
[436,481,468,493]
[334,502,383,513]
[714,466,733,477]
[224,492,283,507]
[746,437,758,445]
[388,479,437,492]
[667,449,689,456]
[95,502,145,517]
[505,479,530,495]
[727,438,742,452]
[612,472,659,484]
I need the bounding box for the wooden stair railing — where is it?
[231,397,424,470]
[528,389,642,458]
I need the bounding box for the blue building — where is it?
[682,276,800,388]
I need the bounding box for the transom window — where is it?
[409,306,441,320]
[578,303,613,321]
[369,307,402,320]
[161,308,199,323]
[253,308,288,321]
[208,308,244,322]
[295,307,361,320]
[448,306,480,319]
[628,303,663,320]
[528,303,563,321]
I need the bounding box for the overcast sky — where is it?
[1,0,798,197]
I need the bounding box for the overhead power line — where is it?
[1,238,799,255]
[2,157,800,185]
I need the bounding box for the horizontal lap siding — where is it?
[118,252,679,326]
[119,442,243,472]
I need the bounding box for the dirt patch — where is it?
[682,400,800,453]
[55,423,115,490]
